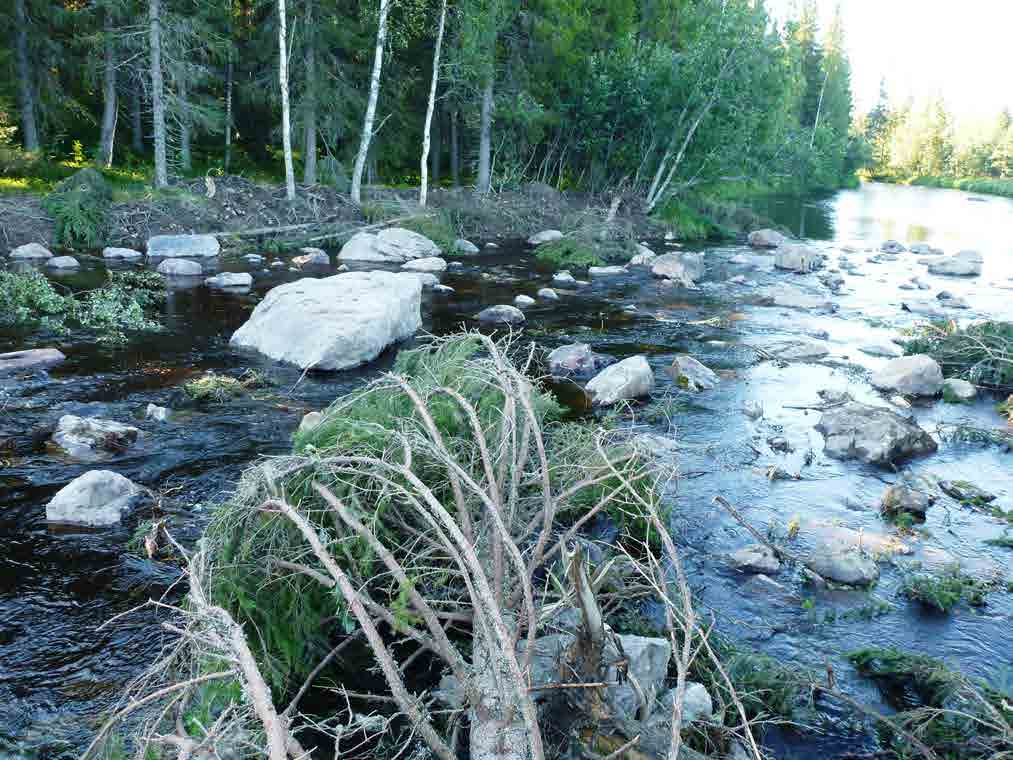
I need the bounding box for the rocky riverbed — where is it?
[1,181,1012,757]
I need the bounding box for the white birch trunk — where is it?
[14,0,40,152]
[278,0,296,200]
[418,0,447,208]
[351,0,391,204]
[97,11,118,168]
[476,76,494,194]
[150,0,169,188]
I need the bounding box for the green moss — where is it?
[184,369,268,403]
[534,237,605,268]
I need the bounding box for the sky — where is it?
[765,0,1013,122]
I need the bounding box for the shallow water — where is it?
[2,181,1013,757]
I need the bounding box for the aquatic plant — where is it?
[183,369,267,403]
[899,565,994,613]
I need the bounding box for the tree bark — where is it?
[350,0,391,204]
[450,108,460,186]
[476,76,494,194]
[278,0,296,200]
[150,0,169,188]
[224,56,233,172]
[431,107,441,186]
[13,0,40,152]
[178,77,192,173]
[302,0,317,185]
[131,78,144,154]
[469,635,537,760]
[97,10,118,168]
[418,0,447,208]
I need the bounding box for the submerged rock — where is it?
[230,271,422,370]
[870,355,943,397]
[204,272,252,290]
[147,234,220,258]
[807,548,879,586]
[553,271,576,285]
[47,255,80,269]
[859,340,904,358]
[0,348,65,375]
[910,243,943,256]
[730,544,781,574]
[668,355,719,391]
[46,470,142,527]
[758,285,832,311]
[51,415,140,460]
[763,339,830,361]
[881,240,906,254]
[547,343,614,379]
[881,484,933,517]
[157,258,202,276]
[10,242,53,259]
[586,355,654,406]
[476,304,526,325]
[747,229,787,248]
[588,265,628,277]
[927,250,982,277]
[816,401,937,467]
[527,229,563,246]
[939,480,995,503]
[651,252,705,285]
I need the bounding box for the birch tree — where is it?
[419,0,448,207]
[13,0,40,152]
[278,0,296,200]
[350,0,391,205]
[150,0,169,188]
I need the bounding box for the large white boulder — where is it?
[147,234,220,258]
[10,242,53,259]
[51,415,140,460]
[651,252,705,285]
[337,232,384,261]
[157,258,202,276]
[46,470,141,527]
[586,355,654,405]
[816,401,937,467]
[338,228,440,262]
[747,229,787,248]
[402,256,447,272]
[527,229,563,246]
[775,244,822,273]
[230,271,422,370]
[927,250,982,277]
[870,355,943,396]
[0,348,66,375]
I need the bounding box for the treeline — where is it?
[1,0,859,209]
[860,83,1013,191]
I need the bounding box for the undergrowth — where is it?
[534,236,606,268]
[41,167,113,248]
[903,321,1013,392]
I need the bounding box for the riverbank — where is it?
[866,173,1013,199]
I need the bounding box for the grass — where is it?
[183,370,268,403]
[899,565,993,613]
[534,236,606,268]
[909,174,1013,199]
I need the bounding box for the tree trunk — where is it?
[418,0,447,208]
[150,0,168,188]
[469,635,538,760]
[450,108,460,186]
[224,56,233,172]
[179,77,192,173]
[350,0,391,205]
[131,77,144,154]
[431,107,441,187]
[302,0,317,185]
[278,0,296,200]
[13,0,40,153]
[97,11,118,168]
[476,76,494,194]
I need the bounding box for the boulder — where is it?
[758,285,832,311]
[453,238,480,254]
[145,404,171,422]
[337,231,383,261]
[514,295,535,307]
[943,378,977,402]
[870,355,943,396]
[881,484,932,517]
[927,250,982,277]
[607,635,672,716]
[47,255,80,269]
[743,400,764,420]
[10,242,53,260]
[807,548,879,586]
[51,415,140,460]
[205,271,252,290]
[940,480,995,504]
[630,243,657,266]
[552,271,577,285]
[651,252,705,285]
[547,343,614,379]
[147,234,220,258]
[476,304,526,325]
[402,256,447,273]
[537,287,559,301]
[748,229,787,248]
[881,240,906,254]
[230,271,422,370]
[859,340,904,358]
[292,248,329,268]
[103,246,143,260]
[433,284,454,294]
[816,401,937,467]
[902,301,948,318]
[668,355,719,391]
[775,244,822,273]
[588,265,628,277]
[410,272,440,289]
[527,229,563,246]
[243,253,265,265]
[157,258,202,276]
[730,544,781,574]
[586,355,654,406]
[374,228,441,260]
[763,339,829,361]
[298,411,324,434]
[0,348,65,375]
[46,470,142,527]
[910,243,943,255]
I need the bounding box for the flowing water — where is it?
[2,181,1012,757]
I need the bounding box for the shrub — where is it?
[903,321,1013,392]
[534,237,606,268]
[41,167,113,249]
[0,269,70,331]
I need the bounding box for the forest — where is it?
[1,0,861,229]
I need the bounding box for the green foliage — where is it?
[184,370,268,403]
[0,269,69,331]
[909,175,1013,199]
[41,167,112,249]
[534,237,605,268]
[899,566,993,613]
[903,321,1013,391]
[401,210,458,252]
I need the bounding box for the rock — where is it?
[292,248,329,268]
[402,256,447,273]
[411,272,440,288]
[649,683,713,729]
[514,295,535,307]
[547,343,614,379]
[230,271,422,370]
[145,403,171,422]
[630,243,656,265]
[730,544,781,574]
[338,228,439,263]
[910,243,943,255]
[46,470,142,527]
[10,242,53,260]
[743,400,764,420]
[651,252,705,285]
[588,265,628,277]
[763,339,829,361]
[939,480,995,503]
[204,272,253,290]
[147,234,220,258]
[820,271,845,290]
[768,436,793,453]
[270,259,286,269]
[899,283,915,291]
[298,411,323,434]
[775,244,822,273]
[607,635,671,716]
[881,484,932,517]
[243,254,265,265]
[43,255,79,269]
[942,378,977,402]
[860,340,904,358]
[668,355,719,391]
[927,250,982,277]
[870,355,943,397]
[942,296,970,309]
[102,246,144,261]
[537,287,559,301]
[552,271,577,285]
[881,240,906,254]
[902,301,948,318]
[748,229,787,248]
[453,238,479,254]
[816,401,937,467]
[585,355,654,406]
[337,231,382,261]
[0,348,65,375]
[517,633,574,692]
[527,229,563,246]
[807,548,879,586]
[759,285,832,311]
[433,284,455,294]
[51,415,140,460]
[157,258,203,276]
[476,304,526,325]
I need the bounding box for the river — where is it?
[1,181,1011,757]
